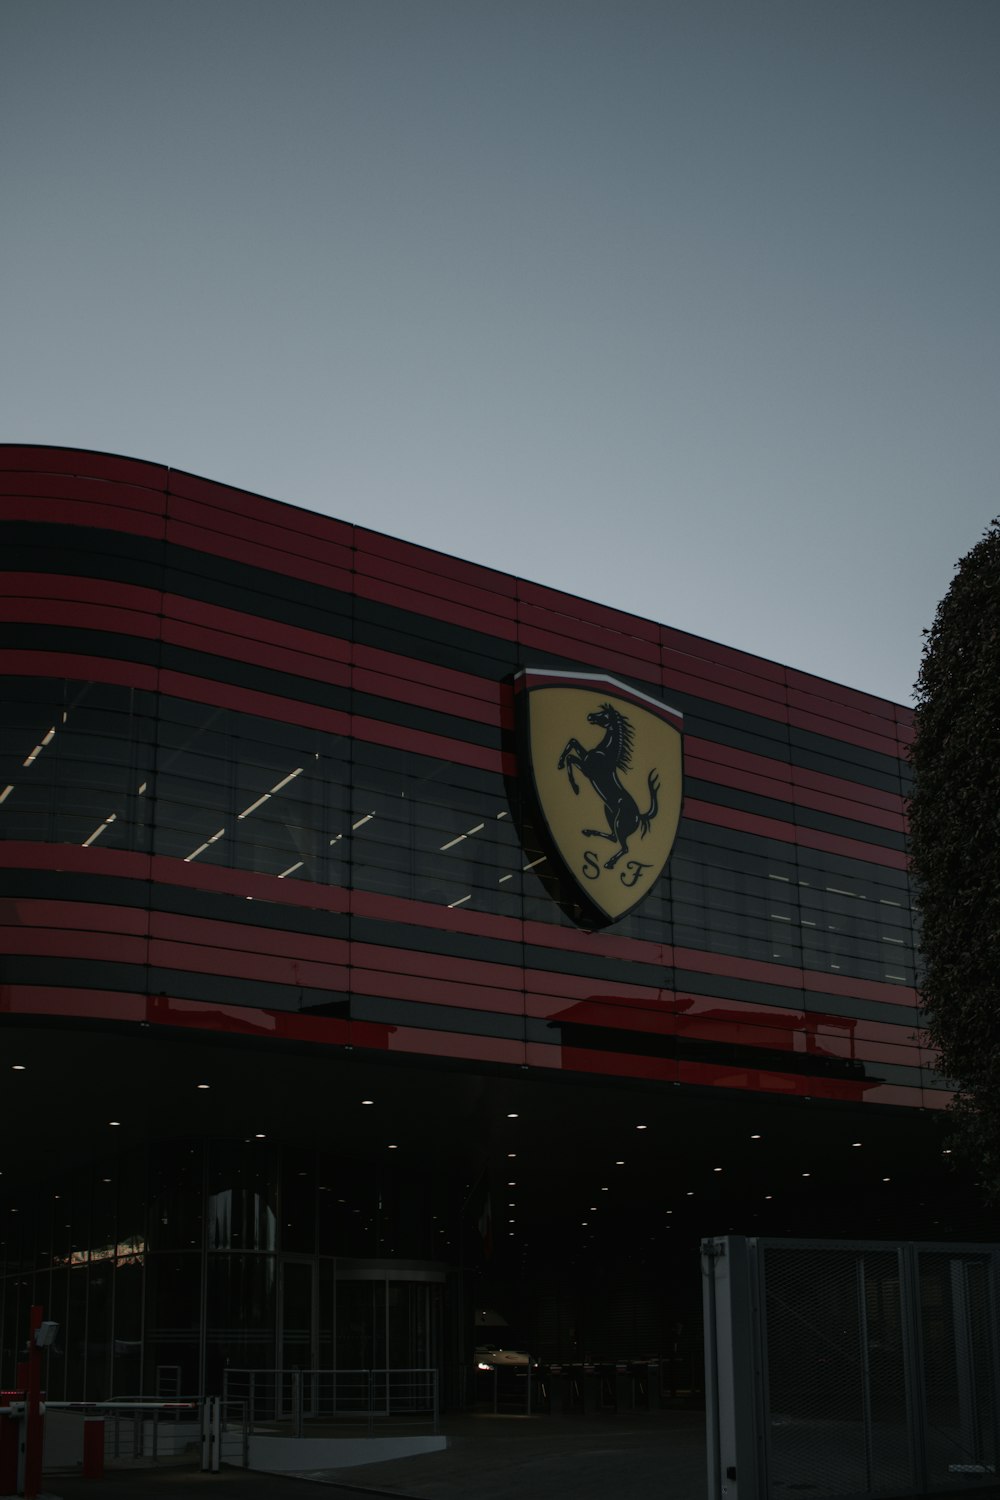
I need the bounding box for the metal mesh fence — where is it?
[705,1237,1000,1500]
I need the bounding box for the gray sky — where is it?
[3,0,998,707]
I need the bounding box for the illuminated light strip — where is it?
[882,936,905,944]
[497,811,508,819]
[0,786,13,805]
[82,813,117,848]
[352,813,374,830]
[498,874,513,884]
[447,894,472,909]
[270,767,304,795]
[137,782,147,796]
[239,794,271,820]
[329,833,344,845]
[440,821,485,851]
[522,856,545,871]
[23,727,57,767]
[185,842,211,863]
[278,861,303,879]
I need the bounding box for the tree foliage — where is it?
[910,518,1000,1195]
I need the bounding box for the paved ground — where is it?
[41,1409,707,1500]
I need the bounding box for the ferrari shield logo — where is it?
[515,669,683,924]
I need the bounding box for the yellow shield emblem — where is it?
[515,669,683,924]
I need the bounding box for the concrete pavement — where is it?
[44,1409,707,1500]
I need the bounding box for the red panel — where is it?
[149,911,349,965]
[787,685,907,740]
[0,842,153,881]
[0,497,165,540]
[686,749,906,833]
[0,925,147,963]
[516,600,661,669]
[168,470,353,547]
[352,666,510,729]
[787,705,901,761]
[147,936,348,990]
[349,965,523,1015]
[0,899,148,936]
[688,734,904,813]
[684,798,908,871]
[661,645,787,709]
[660,625,786,686]
[515,621,662,688]
[785,665,904,724]
[517,578,661,645]
[148,856,350,914]
[0,597,160,641]
[0,472,167,514]
[353,572,519,643]
[352,643,500,704]
[0,572,162,616]
[157,669,352,736]
[0,445,169,489]
[164,593,352,664]
[167,494,353,571]
[384,1027,527,1065]
[352,941,524,991]
[165,519,354,594]
[802,970,917,1007]
[0,984,148,1023]
[0,650,159,691]
[355,526,516,599]
[350,888,524,945]
[354,548,517,623]
[351,713,514,776]
[162,618,352,688]
[663,664,790,725]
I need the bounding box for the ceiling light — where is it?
[882,1176,891,1183]
[109,1120,121,1127]
[615,1160,624,1166]
[750,1133,761,1140]
[507,1153,516,1159]
[765,1195,773,1200]
[636,1124,647,1130]
[255,1133,266,1139]
[362,1099,374,1105]
[388,1144,398,1150]
[686,1191,694,1196]
[851,1141,862,1147]
[197,1083,210,1090]
[12,1065,25,1071]
[801,1172,810,1178]
[507,1113,518,1119]
[713,1167,722,1173]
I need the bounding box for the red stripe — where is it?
[517,600,661,668]
[0,496,165,539]
[517,579,661,644]
[356,526,516,598]
[353,572,519,642]
[0,445,168,488]
[662,645,787,709]
[684,798,908,870]
[355,548,518,622]
[0,472,167,514]
[165,519,354,594]
[168,469,352,546]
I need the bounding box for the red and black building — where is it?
[0,445,955,1403]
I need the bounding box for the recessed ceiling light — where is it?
[882,1176,891,1182]
[362,1099,374,1105]
[851,1141,862,1147]
[713,1167,722,1173]
[801,1172,810,1178]
[255,1133,266,1139]
[507,1153,516,1159]
[507,1113,519,1119]
[388,1144,398,1150]
[197,1083,210,1090]
[636,1124,647,1130]
[601,1186,609,1192]
[750,1133,761,1140]
[615,1160,624,1166]
[12,1065,25,1072]
[686,1191,694,1196]
[507,1181,516,1186]
[765,1195,773,1200]
[109,1120,121,1126]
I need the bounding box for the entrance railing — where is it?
[222,1367,439,1438]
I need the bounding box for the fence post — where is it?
[293,1371,303,1439]
[201,1396,220,1472]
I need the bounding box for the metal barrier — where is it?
[704,1236,1000,1500]
[223,1367,439,1439]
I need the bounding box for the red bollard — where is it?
[83,1418,105,1480]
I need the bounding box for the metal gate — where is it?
[704,1237,1000,1500]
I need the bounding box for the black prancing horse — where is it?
[557,703,659,870]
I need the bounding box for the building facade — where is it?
[0,445,947,1403]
